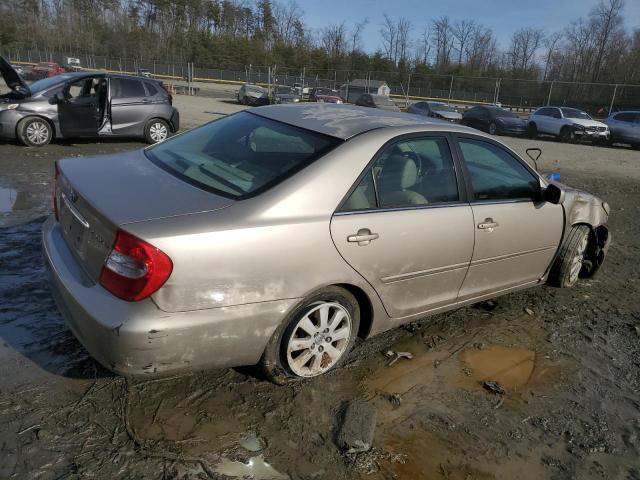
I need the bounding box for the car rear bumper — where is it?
[42,216,295,376]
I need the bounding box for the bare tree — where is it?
[589,0,625,82]
[507,27,545,75]
[431,16,452,72]
[349,18,369,55]
[451,19,475,66]
[321,22,347,59]
[542,31,563,80]
[380,13,397,63]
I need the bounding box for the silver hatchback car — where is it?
[43,104,610,381]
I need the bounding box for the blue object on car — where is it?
[545,172,561,182]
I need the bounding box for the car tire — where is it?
[488,122,498,135]
[559,126,574,143]
[528,123,538,139]
[548,225,591,288]
[144,119,171,144]
[17,117,53,147]
[260,286,360,384]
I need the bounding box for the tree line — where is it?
[0,0,638,84]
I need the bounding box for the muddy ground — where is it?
[1,97,639,479]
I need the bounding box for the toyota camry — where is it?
[43,104,610,382]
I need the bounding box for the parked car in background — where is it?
[137,68,152,78]
[293,82,310,97]
[461,105,528,136]
[64,57,82,72]
[0,57,178,146]
[271,85,301,104]
[237,83,269,106]
[11,64,24,75]
[528,107,610,144]
[355,93,400,112]
[604,111,639,149]
[30,62,66,79]
[309,87,342,103]
[408,101,462,122]
[43,104,610,381]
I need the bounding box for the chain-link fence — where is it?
[5,48,640,115]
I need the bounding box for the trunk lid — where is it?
[0,55,30,95]
[56,149,235,281]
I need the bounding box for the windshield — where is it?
[146,112,341,199]
[275,86,293,94]
[28,74,75,95]
[430,103,456,112]
[489,107,517,118]
[561,108,592,120]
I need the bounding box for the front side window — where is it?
[340,136,459,211]
[561,108,591,120]
[614,112,636,123]
[146,112,341,199]
[458,138,539,201]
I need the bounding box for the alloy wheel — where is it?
[26,121,50,145]
[286,302,352,378]
[569,233,589,283]
[149,122,168,143]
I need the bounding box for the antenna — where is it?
[526,148,542,172]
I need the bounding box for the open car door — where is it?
[57,76,102,138]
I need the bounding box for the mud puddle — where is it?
[214,455,289,479]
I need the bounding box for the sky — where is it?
[300,0,640,52]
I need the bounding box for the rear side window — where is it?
[111,78,146,98]
[340,136,458,211]
[145,82,158,96]
[145,112,341,199]
[458,138,539,201]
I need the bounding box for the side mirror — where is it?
[543,183,565,205]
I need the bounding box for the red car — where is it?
[310,87,343,104]
[30,62,65,79]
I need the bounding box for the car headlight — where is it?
[336,100,343,104]
[293,98,300,103]
[0,104,19,111]
[573,124,585,131]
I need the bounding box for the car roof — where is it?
[250,104,453,140]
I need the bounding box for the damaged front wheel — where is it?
[548,225,590,288]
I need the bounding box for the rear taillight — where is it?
[99,229,173,302]
[53,162,60,221]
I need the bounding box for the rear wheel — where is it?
[488,122,498,135]
[17,117,53,147]
[548,225,590,288]
[144,119,171,144]
[261,286,360,383]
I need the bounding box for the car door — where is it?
[57,77,100,138]
[110,77,154,136]
[612,113,637,142]
[330,134,474,318]
[531,108,549,133]
[454,136,563,300]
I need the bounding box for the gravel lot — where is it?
[1,91,639,480]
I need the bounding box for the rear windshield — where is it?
[145,112,341,199]
[561,108,592,120]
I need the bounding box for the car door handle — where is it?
[478,218,499,230]
[347,229,379,245]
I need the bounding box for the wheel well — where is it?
[17,115,56,138]
[335,283,374,339]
